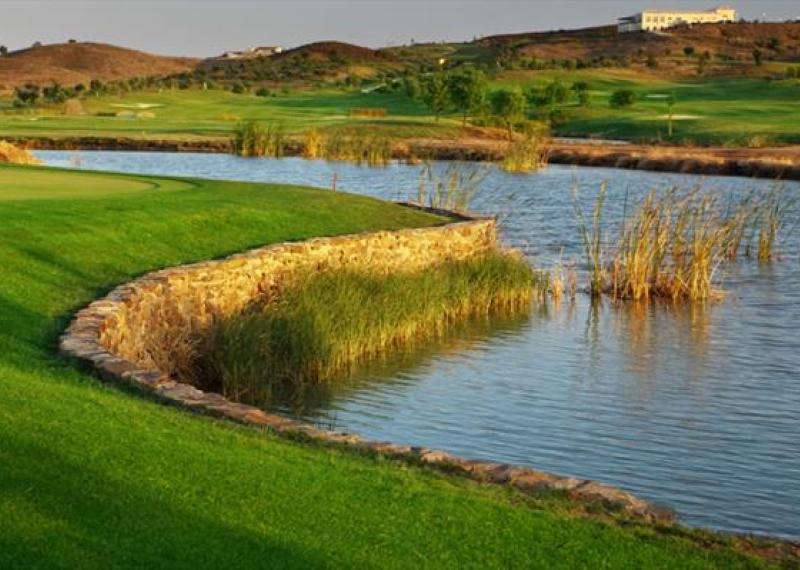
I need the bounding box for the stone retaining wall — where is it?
[59,210,672,523]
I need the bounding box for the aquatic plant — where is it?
[232,121,286,157]
[502,133,550,173]
[0,140,40,165]
[321,128,393,166]
[204,252,538,395]
[573,184,794,302]
[573,182,607,298]
[415,162,489,213]
[302,128,324,159]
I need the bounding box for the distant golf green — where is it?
[0,163,773,568]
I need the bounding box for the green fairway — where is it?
[493,70,800,145]
[0,88,462,141]
[0,163,776,568]
[2,72,799,146]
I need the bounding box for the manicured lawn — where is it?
[2,72,798,146]
[0,88,462,141]
[0,163,776,567]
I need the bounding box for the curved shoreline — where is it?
[59,208,671,524]
[14,135,800,181]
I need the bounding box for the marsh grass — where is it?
[573,185,794,302]
[299,128,395,165]
[204,252,539,397]
[502,133,550,173]
[0,140,40,165]
[232,121,286,157]
[415,162,489,212]
[321,128,393,165]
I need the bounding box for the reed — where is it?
[0,140,40,165]
[502,133,550,172]
[204,252,538,396]
[755,186,793,262]
[415,162,489,213]
[302,128,324,159]
[320,128,393,166]
[232,121,286,157]
[573,182,607,298]
[573,185,794,302]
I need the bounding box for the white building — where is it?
[618,5,736,33]
[220,46,283,59]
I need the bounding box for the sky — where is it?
[1,0,798,57]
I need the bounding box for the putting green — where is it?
[0,165,191,201]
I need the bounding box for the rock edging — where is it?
[59,210,672,524]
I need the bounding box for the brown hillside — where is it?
[0,42,198,90]
[484,22,800,63]
[273,41,394,63]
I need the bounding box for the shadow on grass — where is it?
[0,431,327,569]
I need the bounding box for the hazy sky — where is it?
[1,0,798,57]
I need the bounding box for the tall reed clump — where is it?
[302,128,324,159]
[0,140,40,165]
[502,133,550,173]
[232,121,286,157]
[573,183,607,298]
[755,187,792,262]
[204,251,540,398]
[321,128,393,166]
[415,162,489,213]
[573,185,794,302]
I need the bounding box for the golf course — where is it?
[2,71,800,146]
[0,162,782,568]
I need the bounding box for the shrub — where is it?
[609,89,636,108]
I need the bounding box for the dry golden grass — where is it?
[0,141,40,165]
[574,185,793,302]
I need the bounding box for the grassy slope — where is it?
[0,164,771,569]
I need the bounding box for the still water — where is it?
[37,151,800,537]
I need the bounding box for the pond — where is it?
[37,150,800,538]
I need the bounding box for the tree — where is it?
[447,68,487,125]
[609,89,636,108]
[646,55,658,68]
[683,46,695,57]
[0,45,7,56]
[43,82,70,103]
[403,75,422,101]
[13,84,40,107]
[422,72,450,122]
[571,81,590,107]
[491,87,527,140]
[752,48,763,66]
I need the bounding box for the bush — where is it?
[609,89,636,108]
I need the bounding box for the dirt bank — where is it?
[12,135,800,181]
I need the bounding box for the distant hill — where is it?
[273,41,392,63]
[200,40,396,84]
[383,22,800,76]
[0,42,198,90]
[480,22,800,61]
